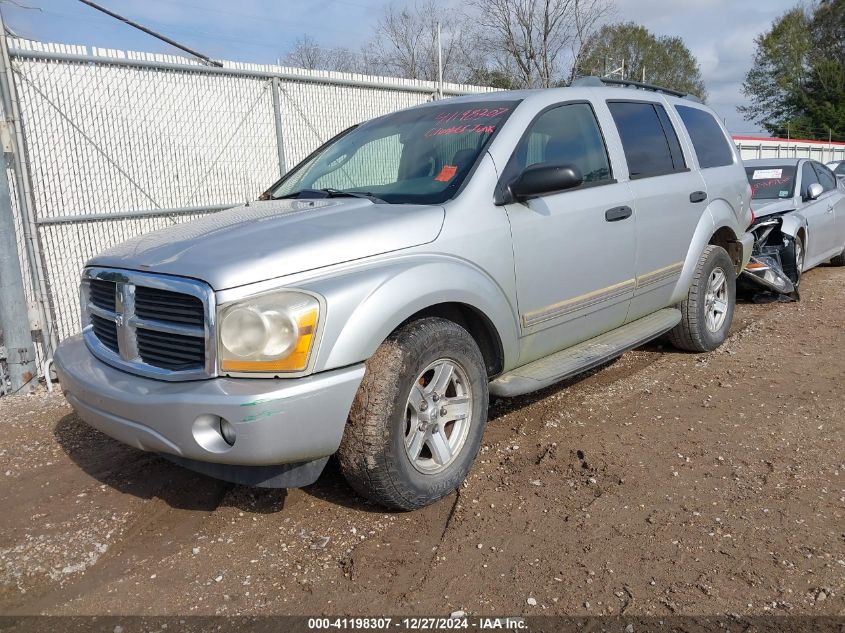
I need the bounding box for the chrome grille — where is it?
[89,279,117,312]
[81,267,216,381]
[90,313,119,354]
[134,286,204,326]
[137,328,205,370]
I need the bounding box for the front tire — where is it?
[781,234,804,286]
[668,245,736,352]
[337,317,489,510]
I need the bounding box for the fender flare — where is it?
[670,199,742,304]
[305,255,520,373]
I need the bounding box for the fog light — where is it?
[219,417,236,446]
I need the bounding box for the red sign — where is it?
[435,165,458,182]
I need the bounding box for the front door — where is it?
[501,102,636,366]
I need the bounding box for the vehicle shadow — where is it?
[53,413,288,514]
[49,337,680,515]
[487,341,667,423]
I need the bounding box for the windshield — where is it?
[745,166,796,200]
[271,100,520,204]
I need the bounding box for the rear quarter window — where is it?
[675,105,734,169]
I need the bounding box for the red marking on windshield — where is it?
[425,123,496,137]
[751,177,790,193]
[435,165,458,182]
[435,107,510,123]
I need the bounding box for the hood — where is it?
[752,197,797,218]
[90,199,445,289]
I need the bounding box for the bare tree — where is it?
[467,0,613,88]
[283,34,359,73]
[567,0,616,84]
[368,0,470,82]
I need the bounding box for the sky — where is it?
[0,0,798,135]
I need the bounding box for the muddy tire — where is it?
[337,317,489,510]
[668,245,736,352]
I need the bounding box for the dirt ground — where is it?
[0,267,843,619]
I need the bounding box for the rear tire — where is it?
[337,317,489,510]
[830,247,845,266]
[668,245,736,352]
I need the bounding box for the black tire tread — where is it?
[337,317,487,510]
[668,245,735,353]
[780,234,803,285]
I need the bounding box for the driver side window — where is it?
[812,162,837,192]
[509,103,612,185]
[801,162,820,199]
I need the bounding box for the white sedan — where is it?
[742,158,845,294]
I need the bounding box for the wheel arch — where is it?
[399,302,505,377]
[308,257,519,375]
[671,201,743,304]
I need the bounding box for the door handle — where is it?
[605,205,633,222]
[689,191,707,203]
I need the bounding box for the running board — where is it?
[489,308,681,397]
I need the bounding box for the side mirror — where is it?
[807,182,824,200]
[508,164,584,202]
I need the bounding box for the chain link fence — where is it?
[2,38,490,373]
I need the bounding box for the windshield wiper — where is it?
[274,188,387,204]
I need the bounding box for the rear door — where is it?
[605,100,707,322]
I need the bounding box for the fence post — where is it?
[0,153,37,393]
[270,77,287,177]
[0,16,58,363]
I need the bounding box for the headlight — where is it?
[218,291,319,374]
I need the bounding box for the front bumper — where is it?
[55,335,364,469]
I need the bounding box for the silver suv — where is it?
[55,80,754,509]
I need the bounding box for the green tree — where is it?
[741,2,845,141]
[577,22,707,99]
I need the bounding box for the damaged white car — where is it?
[742,158,845,295]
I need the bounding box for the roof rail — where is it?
[571,76,703,103]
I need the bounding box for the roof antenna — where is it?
[77,0,223,67]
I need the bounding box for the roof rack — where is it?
[571,76,703,103]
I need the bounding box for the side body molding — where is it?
[303,255,521,374]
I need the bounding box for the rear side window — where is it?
[675,105,734,168]
[834,163,845,176]
[506,102,612,184]
[608,101,686,179]
[812,162,837,191]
